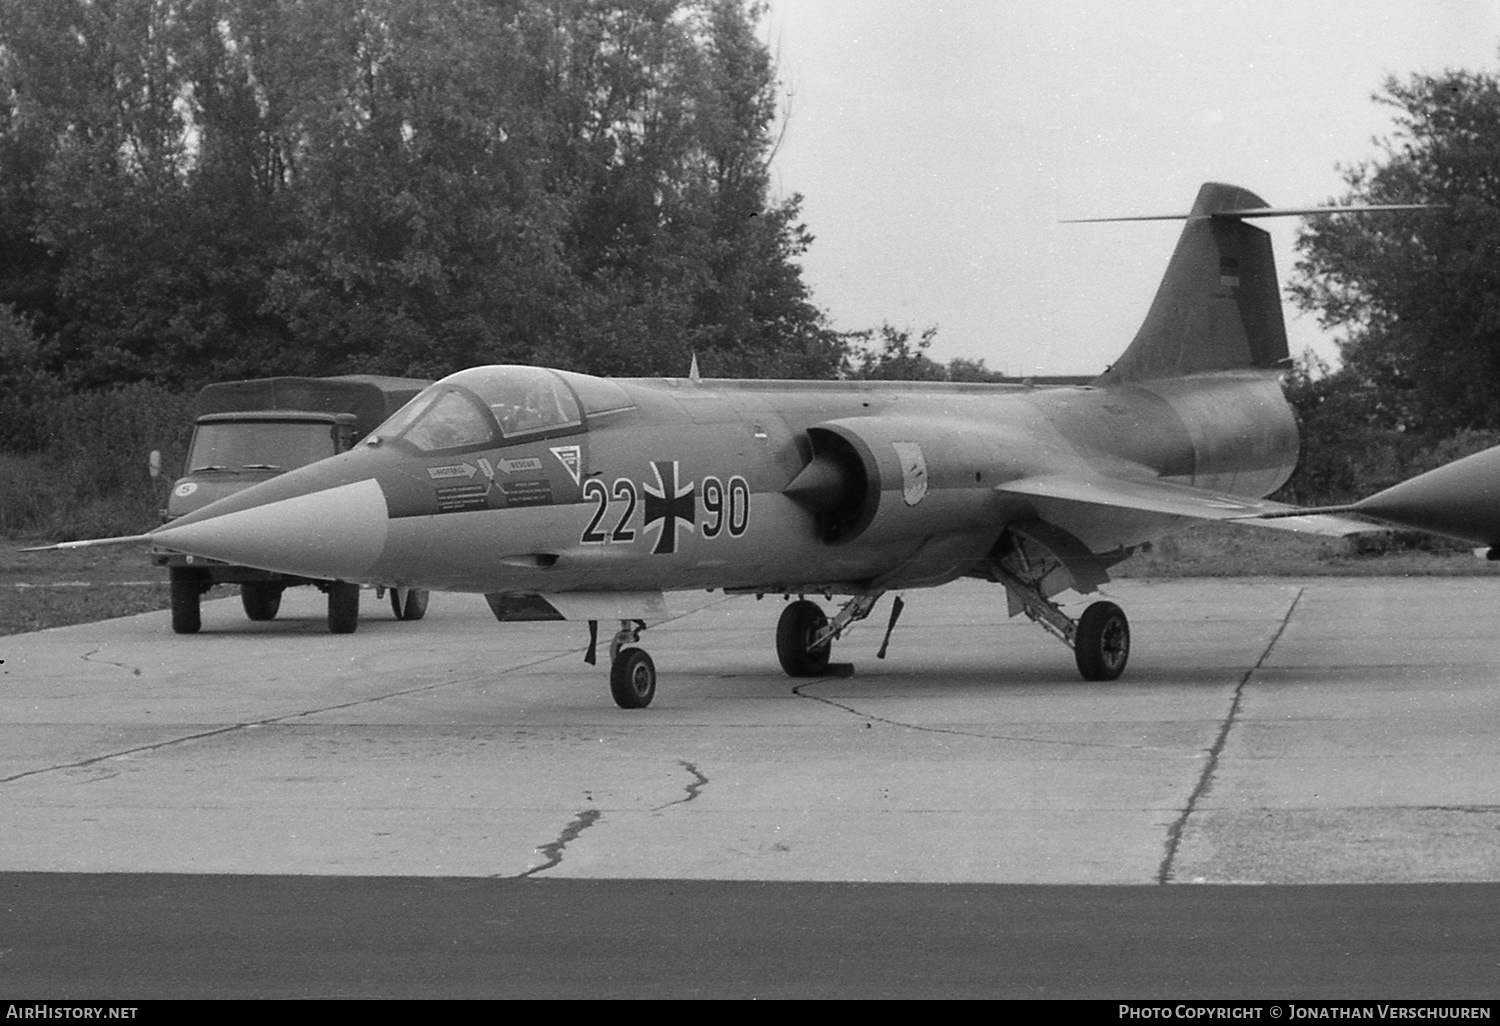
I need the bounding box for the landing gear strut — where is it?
[989,545,1131,681]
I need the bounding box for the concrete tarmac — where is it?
[4,577,1500,996]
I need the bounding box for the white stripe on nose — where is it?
[152,478,389,581]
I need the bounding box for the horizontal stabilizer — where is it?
[997,474,1373,537]
[1064,204,1437,223]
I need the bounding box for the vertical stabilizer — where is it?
[1093,183,1289,385]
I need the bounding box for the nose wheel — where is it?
[610,648,657,709]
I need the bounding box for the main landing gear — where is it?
[988,560,1131,681]
[775,594,890,677]
[774,585,1130,684]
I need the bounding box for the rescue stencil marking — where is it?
[502,480,554,507]
[498,456,544,474]
[435,484,489,513]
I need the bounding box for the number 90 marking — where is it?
[701,475,750,539]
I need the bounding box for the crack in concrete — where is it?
[791,680,1177,753]
[652,760,708,811]
[1157,587,1305,885]
[0,652,577,787]
[1413,804,1500,814]
[81,648,143,677]
[514,808,602,878]
[0,724,247,785]
[4,595,731,795]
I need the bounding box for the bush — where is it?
[0,383,193,539]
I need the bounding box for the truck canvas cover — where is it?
[194,375,431,434]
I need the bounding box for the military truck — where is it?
[154,375,431,634]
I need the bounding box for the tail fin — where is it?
[1090,183,1287,385]
[1069,184,1438,385]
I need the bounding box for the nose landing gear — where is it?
[588,619,657,709]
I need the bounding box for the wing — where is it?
[995,474,1372,537]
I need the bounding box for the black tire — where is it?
[610,648,656,709]
[776,599,832,677]
[327,580,360,634]
[241,583,283,621]
[1075,601,1130,681]
[390,587,429,621]
[169,567,203,635]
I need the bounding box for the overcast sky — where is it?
[760,0,1500,376]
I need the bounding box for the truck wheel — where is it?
[390,587,429,621]
[327,580,360,634]
[169,567,203,635]
[241,583,283,621]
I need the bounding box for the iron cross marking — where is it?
[642,460,696,555]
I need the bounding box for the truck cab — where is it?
[154,375,431,634]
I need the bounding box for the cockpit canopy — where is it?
[370,365,631,452]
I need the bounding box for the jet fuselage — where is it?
[150,365,1299,599]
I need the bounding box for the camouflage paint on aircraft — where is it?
[121,183,1423,710]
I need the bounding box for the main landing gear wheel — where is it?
[390,587,429,621]
[241,582,283,621]
[1075,601,1130,681]
[169,566,204,635]
[327,580,360,634]
[777,599,832,677]
[610,648,656,709]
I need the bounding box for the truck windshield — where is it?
[188,421,338,473]
[374,366,583,452]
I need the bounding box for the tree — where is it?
[0,0,842,390]
[1289,68,1500,436]
[841,324,946,381]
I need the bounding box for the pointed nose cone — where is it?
[1356,445,1500,547]
[152,474,390,582]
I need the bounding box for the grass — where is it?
[3,521,1495,637]
[0,541,170,636]
[1113,521,1498,578]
